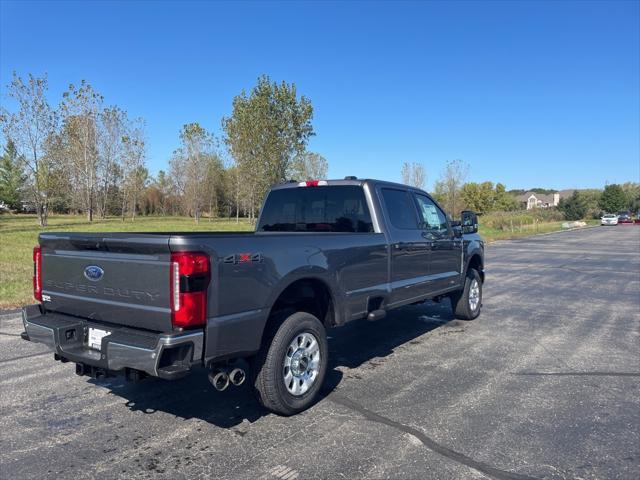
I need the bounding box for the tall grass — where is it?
[480,210,565,231]
[478,209,597,242]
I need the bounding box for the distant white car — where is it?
[601,214,618,226]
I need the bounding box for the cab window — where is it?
[414,194,449,234]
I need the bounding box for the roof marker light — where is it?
[299,180,328,187]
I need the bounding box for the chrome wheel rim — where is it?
[469,279,480,311]
[283,332,320,396]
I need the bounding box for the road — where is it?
[1,226,639,480]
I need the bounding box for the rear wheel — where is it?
[450,268,482,320]
[251,311,328,415]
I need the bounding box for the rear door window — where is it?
[258,186,374,232]
[381,188,419,230]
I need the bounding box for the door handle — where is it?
[393,242,409,250]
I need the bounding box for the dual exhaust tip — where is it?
[209,367,245,391]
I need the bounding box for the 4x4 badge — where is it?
[223,253,263,264]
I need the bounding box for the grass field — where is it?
[0,213,596,309]
[0,214,253,309]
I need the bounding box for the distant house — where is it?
[516,190,575,210]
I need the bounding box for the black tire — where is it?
[250,311,328,416]
[450,268,482,320]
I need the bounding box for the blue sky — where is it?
[1,0,638,190]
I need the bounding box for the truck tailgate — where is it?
[39,233,173,332]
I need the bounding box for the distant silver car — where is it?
[601,214,618,226]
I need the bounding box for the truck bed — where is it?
[38,230,388,336]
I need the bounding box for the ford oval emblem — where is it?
[84,265,104,281]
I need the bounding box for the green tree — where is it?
[120,120,146,220]
[153,170,174,215]
[598,184,627,213]
[579,189,603,218]
[222,75,314,220]
[0,140,26,210]
[558,191,587,220]
[292,152,329,181]
[621,182,640,212]
[170,123,216,223]
[530,188,557,195]
[0,73,58,226]
[204,152,224,220]
[129,166,148,219]
[460,181,493,213]
[432,159,469,216]
[97,106,128,218]
[460,181,517,214]
[494,183,518,211]
[61,80,103,221]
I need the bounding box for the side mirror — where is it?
[460,210,478,234]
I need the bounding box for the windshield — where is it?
[258,185,374,233]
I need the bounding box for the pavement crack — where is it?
[218,414,329,480]
[515,371,640,377]
[547,264,582,274]
[329,393,538,480]
[0,351,50,364]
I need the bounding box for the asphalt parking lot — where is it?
[1,226,639,480]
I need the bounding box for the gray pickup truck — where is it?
[22,178,484,415]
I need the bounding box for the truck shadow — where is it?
[92,300,456,429]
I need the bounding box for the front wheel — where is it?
[450,268,482,320]
[251,312,328,416]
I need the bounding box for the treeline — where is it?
[2,72,637,227]
[557,183,640,220]
[401,159,640,219]
[402,159,518,215]
[0,73,328,226]
[401,159,517,215]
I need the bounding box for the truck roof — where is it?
[271,178,428,194]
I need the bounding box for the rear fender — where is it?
[203,268,342,365]
[264,268,343,325]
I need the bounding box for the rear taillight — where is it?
[170,252,210,329]
[33,246,42,302]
